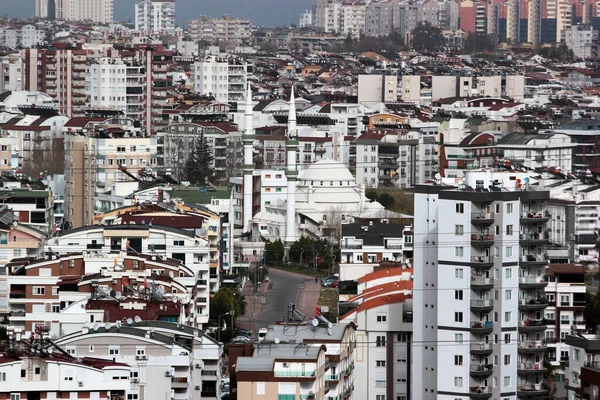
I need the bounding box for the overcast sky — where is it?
[3,0,313,26]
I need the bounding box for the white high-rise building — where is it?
[135,0,176,32]
[414,171,551,400]
[193,56,247,103]
[35,0,113,23]
[86,58,127,112]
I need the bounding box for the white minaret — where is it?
[285,87,298,244]
[242,83,254,233]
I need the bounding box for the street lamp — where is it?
[251,265,264,336]
[218,311,231,343]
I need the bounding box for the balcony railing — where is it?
[274,370,316,378]
[341,244,362,249]
[519,276,547,285]
[470,342,493,352]
[469,385,492,395]
[584,361,600,371]
[470,299,494,308]
[470,255,493,264]
[471,321,493,330]
[471,212,495,223]
[471,276,494,286]
[518,341,547,350]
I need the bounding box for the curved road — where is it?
[240,268,321,334]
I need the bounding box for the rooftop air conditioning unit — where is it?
[132,378,139,383]
[135,356,140,360]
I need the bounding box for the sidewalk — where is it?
[236,279,268,327]
[300,277,322,317]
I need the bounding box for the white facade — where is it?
[564,24,599,59]
[56,322,223,400]
[193,57,247,103]
[86,58,127,111]
[413,171,551,399]
[299,8,314,27]
[35,0,113,23]
[4,25,45,49]
[135,0,176,32]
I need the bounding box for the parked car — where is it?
[321,276,339,287]
[234,328,252,337]
[231,336,250,343]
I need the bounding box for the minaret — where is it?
[285,87,299,244]
[242,83,254,233]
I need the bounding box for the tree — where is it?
[322,206,344,245]
[209,287,247,342]
[584,291,600,331]
[184,133,213,185]
[464,32,497,53]
[265,239,285,266]
[410,21,444,52]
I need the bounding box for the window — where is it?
[376,336,386,347]
[503,376,511,387]
[32,286,45,295]
[10,394,19,400]
[574,349,580,361]
[504,290,511,300]
[455,333,463,343]
[561,294,570,306]
[455,247,464,257]
[377,313,387,322]
[136,347,145,356]
[506,225,513,235]
[397,333,408,342]
[506,203,513,213]
[109,346,120,355]
[456,203,464,213]
[454,355,463,366]
[455,225,464,235]
[376,396,385,400]
[504,355,511,365]
[127,395,139,400]
[52,305,60,313]
[504,312,511,322]
[504,333,511,344]
[455,312,463,322]
[376,360,386,367]
[454,377,463,387]
[0,372,5,381]
[454,268,463,279]
[505,245,513,257]
[66,347,76,356]
[505,268,512,279]
[455,290,463,300]
[173,240,184,246]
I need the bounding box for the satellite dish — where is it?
[115,321,122,329]
[435,173,441,180]
[524,177,530,183]
[311,318,319,327]
[126,318,133,325]
[81,327,89,334]
[169,271,174,279]
[328,322,333,329]
[104,322,111,330]
[199,227,207,236]
[172,297,177,303]
[134,315,142,323]
[274,337,280,344]
[327,328,333,336]
[158,285,165,294]
[93,323,99,331]
[115,292,122,300]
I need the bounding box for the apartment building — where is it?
[339,264,413,400]
[35,0,114,23]
[564,24,599,59]
[355,130,437,189]
[193,57,247,103]
[414,170,552,399]
[187,15,252,45]
[236,343,329,400]
[564,333,600,400]
[4,25,44,49]
[261,322,357,400]
[544,264,586,372]
[496,132,575,173]
[339,221,413,276]
[0,53,25,92]
[63,118,157,228]
[56,321,223,400]
[135,0,176,32]
[357,74,398,104]
[0,186,55,236]
[0,344,131,400]
[86,58,127,112]
[158,121,243,184]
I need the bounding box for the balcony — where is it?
[517,362,546,375]
[520,254,548,266]
[518,298,548,311]
[470,299,494,312]
[519,232,550,245]
[470,363,493,377]
[518,276,548,288]
[469,255,494,268]
[325,373,339,381]
[171,377,188,388]
[274,370,316,378]
[471,212,495,225]
[470,321,493,334]
[471,234,494,247]
[470,342,493,356]
[518,319,548,332]
[517,385,548,398]
[471,276,494,290]
[520,211,550,223]
[517,341,547,354]
[469,386,493,399]
[341,243,362,249]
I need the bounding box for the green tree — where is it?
[377,193,396,209]
[209,287,247,342]
[184,133,214,185]
[265,239,285,266]
[464,32,497,53]
[584,291,600,330]
[410,21,444,52]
